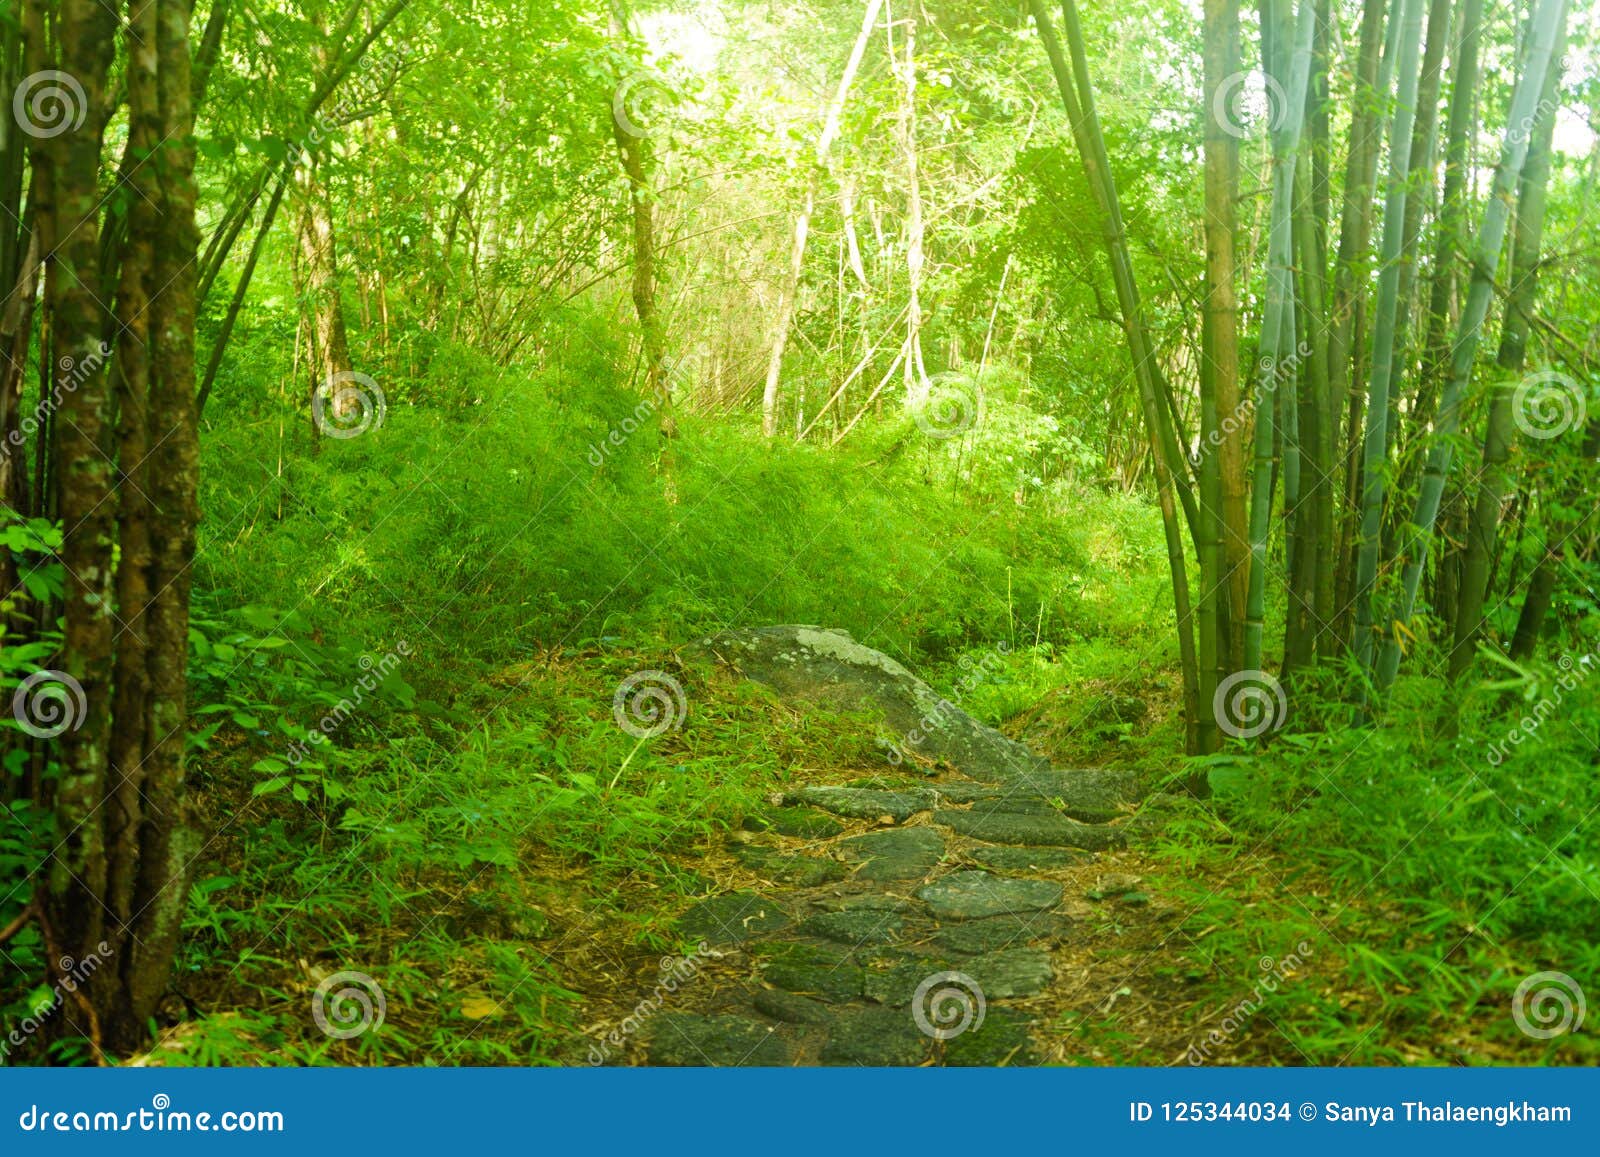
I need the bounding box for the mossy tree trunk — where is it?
[21,0,202,1058]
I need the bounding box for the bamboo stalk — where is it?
[1376,0,1568,689]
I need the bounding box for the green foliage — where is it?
[1158,659,1600,1065]
[196,333,1163,671]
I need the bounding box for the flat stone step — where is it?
[968,846,1087,872]
[702,626,1054,784]
[965,947,1054,998]
[797,910,906,946]
[733,844,848,887]
[820,1007,932,1066]
[647,1014,795,1066]
[757,941,865,1003]
[754,989,836,1026]
[968,794,1121,825]
[837,826,946,881]
[676,892,791,944]
[932,913,1071,955]
[915,870,1062,920]
[944,1006,1037,1066]
[784,785,936,823]
[742,807,845,840]
[934,808,1124,850]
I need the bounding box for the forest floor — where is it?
[141,631,1586,1068]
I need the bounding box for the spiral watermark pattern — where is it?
[911,970,986,1041]
[13,71,88,139]
[1512,971,1585,1040]
[913,374,984,439]
[1210,70,1287,139]
[612,670,687,739]
[313,370,387,439]
[312,970,386,1039]
[1213,669,1287,740]
[11,670,88,739]
[613,71,672,138]
[1512,370,1586,440]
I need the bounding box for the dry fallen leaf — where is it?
[459,996,501,1020]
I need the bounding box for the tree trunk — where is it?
[1373,0,1567,690]
[1030,0,1201,751]
[1416,0,1485,429]
[1325,0,1388,641]
[1447,16,1565,678]
[1350,0,1425,675]
[1382,0,1452,458]
[297,167,355,419]
[1242,0,1313,676]
[761,0,883,436]
[609,3,669,425]
[1197,0,1242,751]
[26,0,202,1058]
[898,5,930,405]
[1510,419,1600,659]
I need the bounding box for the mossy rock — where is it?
[676,891,792,944]
[944,1007,1036,1066]
[741,807,846,841]
[759,941,865,1003]
[647,1014,794,1066]
[820,1007,932,1066]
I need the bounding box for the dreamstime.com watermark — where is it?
[912,970,986,1040]
[0,943,112,1060]
[612,669,687,740]
[2,343,112,462]
[287,48,406,169]
[1512,971,1585,1039]
[1212,668,1288,740]
[613,70,673,138]
[911,372,985,440]
[1190,341,1314,466]
[11,70,87,138]
[313,370,387,439]
[1482,649,1598,767]
[285,641,412,766]
[587,390,668,467]
[588,942,719,1063]
[1210,69,1288,139]
[1512,369,1590,440]
[586,354,699,468]
[884,641,1010,766]
[1507,92,1560,148]
[10,669,88,740]
[311,970,385,1040]
[17,1095,283,1134]
[1186,940,1314,1064]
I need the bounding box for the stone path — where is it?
[633,626,1156,1066]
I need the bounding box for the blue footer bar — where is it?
[2,1068,1592,1154]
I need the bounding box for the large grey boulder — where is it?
[699,625,1138,810]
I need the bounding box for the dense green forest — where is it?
[0,0,1595,1067]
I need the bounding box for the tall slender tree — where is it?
[760,0,884,437]
[1029,0,1201,749]
[1350,0,1425,675]
[1242,0,1313,675]
[24,0,203,1056]
[1197,0,1242,751]
[1377,0,1568,689]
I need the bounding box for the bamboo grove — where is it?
[1024,0,1586,752]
